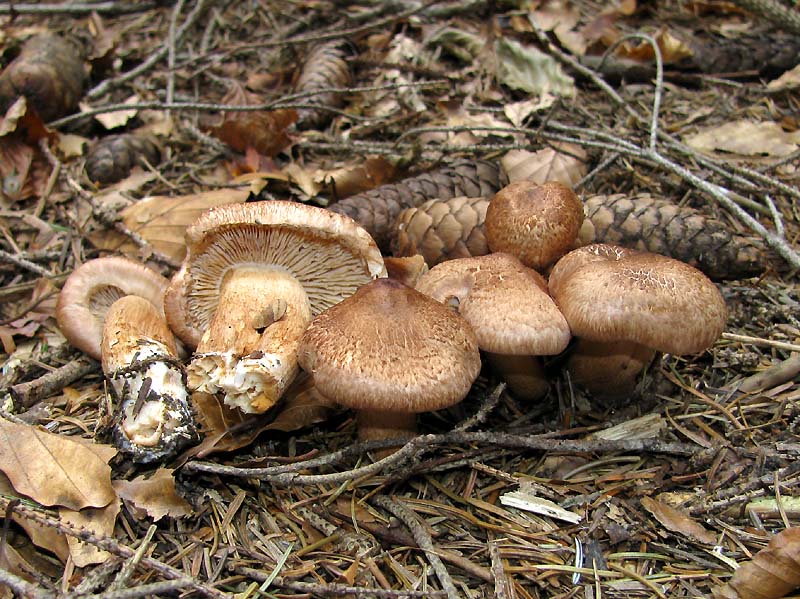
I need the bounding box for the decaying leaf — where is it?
[615,26,693,64]
[685,120,800,157]
[113,468,193,522]
[208,82,296,157]
[501,144,587,186]
[190,392,267,457]
[495,37,576,98]
[265,378,339,432]
[640,496,716,545]
[0,417,117,510]
[60,499,120,567]
[88,188,249,262]
[713,527,800,599]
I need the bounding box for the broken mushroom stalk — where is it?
[56,256,197,462]
[165,201,386,414]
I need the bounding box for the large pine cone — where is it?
[0,34,85,121]
[329,159,507,250]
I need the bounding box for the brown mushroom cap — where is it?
[416,252,570,356]
[549,244,727,355]
[165,200,386,348]
[485,181,584,270]
[297,278,481,413]
[56,256,169,360]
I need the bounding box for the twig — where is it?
[165,0,187,108]
[722,332,800,354]
[111,525,158,590]
[87,0,210,100]
[726,354,800,394]
[8,356,100,408]
[66,580,197,599]
[454,383,505,432]
[372,496,462,599]
[0,248,54,277]
[0,567,52,599]
[0,2,156,14]
[729,0,800,35]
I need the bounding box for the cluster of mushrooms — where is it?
[54,180,728,462]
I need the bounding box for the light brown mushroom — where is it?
[56,256,196,462]
[416,252,571,400]
[297,278,481,445]
[548,243,728,399]
[164,201,386,414]
[485,181,584,271]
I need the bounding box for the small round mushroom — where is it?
[164,201,386,414]
[297,278,481,444]
[548,243,728,399]
[56,256,196,462]
[416,252,571,400]
[485,181,584,271]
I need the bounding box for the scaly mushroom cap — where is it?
[298,278,481,413]
[56,256,169,360]
[416,253,570,356]
[165,200,387,348]
[549,244,728,355]
[485,181,584,271]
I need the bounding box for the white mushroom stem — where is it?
[101,295,196,462]
[483,352,550,401]
[188,266,313,413]
[566,339,656,400]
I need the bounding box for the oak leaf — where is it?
[0,418,117,510]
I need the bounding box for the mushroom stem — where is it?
[484,352,550,401]
[356,409,418,446]
[102,295,197,463]
[188,266,313,413]
[566,339,656,400]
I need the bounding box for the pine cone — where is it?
[578,194,768,280]
[85,134,162,185]
[329,159,507,250]
[392,196,489,266]
[295,40,351,130]
[0,33,85,121]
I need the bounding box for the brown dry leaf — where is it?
[768,64,800,91]
[529,0,587,56]
[113,468,193,522]
[208,82,296,156]
[685,120,800,157]
[0,472,70,562]
[283,156,397,201]
[713,527,800,599]
[190,392,267,457]
[501,144,587,186]
[60,499,120,567]
[615,26,693,64]
[88,188,249,262]
[0,417,117,510]
[641,496,716,545]
[83,94,139,130]
[0,135,34,206]
[266,378,339,432]
[56,132,88,158]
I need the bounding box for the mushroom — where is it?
[297,278,481,444]
[164,201,386,414]
[484,181,584,271]
[416,252,571,400]
[548,243,728,399]
[56,256,196,462]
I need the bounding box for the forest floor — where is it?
[0,1,799,598]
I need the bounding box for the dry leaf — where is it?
[495,37,576,97]
[685,120,800,157]
[113,468,193,522]
[768,64,800,91]
[88,188,249,262]
[265,379,339,432]
[713,527,800,599]
[83,94,139,130]
[0,418,117,510]
[189,392,266,457]
[641,496,716,545]
[60,499,120,567]
[56,132,88,158]
[501,144,587,186]
[208,82,296,156]
[615,26,693,64]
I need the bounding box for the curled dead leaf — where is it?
[641,496,716,545]
[713,527,800,599]
[113,468,193,522]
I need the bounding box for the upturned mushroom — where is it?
[548,243,728,399]
[56,256,196,462]
[485,180,584,271]
[416,252,571,400]
[297,278,481,444]
[164,201,386,414]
